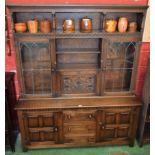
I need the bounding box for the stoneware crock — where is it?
[63,19,75,33]
[80,17,92,33]
[118,17,128,33]
[15,23,27,33]
[27,19,38,33]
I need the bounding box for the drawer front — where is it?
[64,135,96,145]
[63,109,96,144]
[64,124,96,135]
[63,110,96,123]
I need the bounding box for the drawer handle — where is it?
[101,125,105,130]
[88,114,93,119]
[68,127,71,132]
[54,127,58,132]
[99,122,102,125]
[67,115,71,120]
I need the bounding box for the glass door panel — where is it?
[20,42,52,95]
[104,42,136,92]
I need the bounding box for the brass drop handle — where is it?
[54,127,58,132]
[99,122,102,125]
[101,125,105,130]
[68,127,71,132]
[67,115,71,120]
[88,114,92,119]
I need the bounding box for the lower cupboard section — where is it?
[17,106,140,151]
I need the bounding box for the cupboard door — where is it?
[17,39,55,97]
[102,40,138,94]
[23,111,63,145]
[96,108,133,142]
[59,70,101,96]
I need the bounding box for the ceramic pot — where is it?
[128,22,137,32]
[15,23,27,33]
[27,20,38,33]
[104,19,117,33]
[40,19,52,33]
[118,17,128,33]
[63,19,75,33]
[80,17,92,33]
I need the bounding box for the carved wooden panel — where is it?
[61,71,97,95]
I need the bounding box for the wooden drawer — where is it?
[63,110,96,123]
[64,134,96,144]
[64,124,96,135]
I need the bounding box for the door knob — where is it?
[88,114,92,119]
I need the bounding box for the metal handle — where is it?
[68,127,71,132]
[67,115,71,120]
[51,65,56,72]
[101,125,105,130]
[54,127,58,132]
[88,114,92,119]
[99,122,102,125]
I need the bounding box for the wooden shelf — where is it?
[57,63,99,70]
[56,48,100,54]
[14,32,55,39]
[14,31,142,41]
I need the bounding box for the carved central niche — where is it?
[62,74,96,94]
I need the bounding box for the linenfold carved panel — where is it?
[62,74,96,94]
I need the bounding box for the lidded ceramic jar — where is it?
[128,22,137,32]
[63,19,75,33]
[104,19,117,33]
[80,17,92,33]
[118,17,128,33]
[40,19,52,33]
[27,19,38,33]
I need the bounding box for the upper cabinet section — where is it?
[8,5,147,41]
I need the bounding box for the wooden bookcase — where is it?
[7,4,147,151]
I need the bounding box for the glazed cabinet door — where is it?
[22,111,63,146]
[15,39,56,97]
[96,108,136,144]
[101,39,140,95]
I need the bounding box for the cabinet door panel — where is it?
[105,113,116,124]
[29,132,40,142]
[60,70,100,96]
[117,127,129,138]
[96,108,133,142]
[102,128,115,139]
[18,41,53,96]
[102,40,138,93]
[23,111,63,144]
